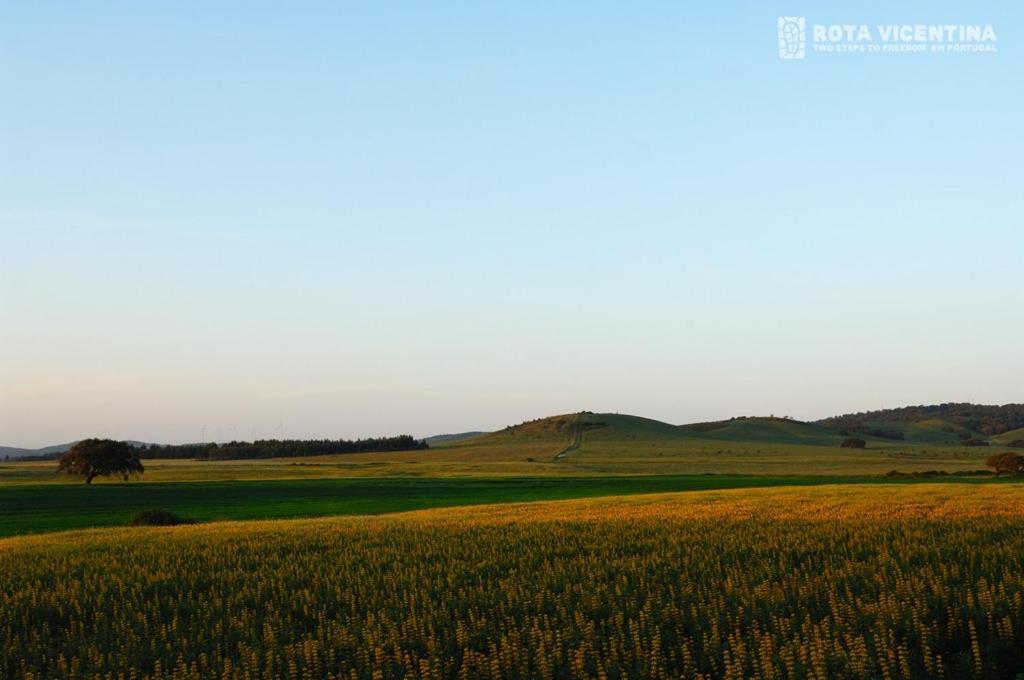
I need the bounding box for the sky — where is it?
[1,2,1021,447]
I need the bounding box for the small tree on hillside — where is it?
[57,439,144,484]
[985,451,1024,478]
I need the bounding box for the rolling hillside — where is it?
[992,428,1024,446]
[424,407,1008,476]
[421,432,485,446]
[819,403,1024,437]
[448,412,860,450]
[442,403,1024,455]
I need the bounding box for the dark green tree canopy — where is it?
[142,435,426,460]
[56,439,144,484]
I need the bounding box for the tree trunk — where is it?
[86,474,95,484]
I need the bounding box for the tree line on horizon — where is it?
[52,435,431,483]
[141,435,428,460]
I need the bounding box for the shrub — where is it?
[840,437,866,449]
[128,510,195,527]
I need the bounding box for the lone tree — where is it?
[57,439,144,484]
[985,451,1024,478]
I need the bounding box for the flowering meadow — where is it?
[2,484,1023,679]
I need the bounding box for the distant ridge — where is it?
[5,403,1022,459]
[0,442,78,459]
[0,440,151,460]
[422,432,486,446]
[817,403,1024,437]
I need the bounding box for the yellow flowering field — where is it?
[2,484,1023,679]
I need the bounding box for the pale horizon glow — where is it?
[2,2,1022,448]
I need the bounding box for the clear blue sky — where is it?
[1,2,1021,447]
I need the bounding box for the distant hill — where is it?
[682,415,972,446]
[680,416,847,446]
[581,412,687,439]
[589,406,1024,448]
[460,412,850,451]
[467,413,597,444]
[677,404,1024,447]
[0,446,37,457]
[579,404,1024,449]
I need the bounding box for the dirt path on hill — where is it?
[554,422,584,461]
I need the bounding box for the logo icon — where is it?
[778,17,806,59]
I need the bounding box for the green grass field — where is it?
[1,473,1016,537]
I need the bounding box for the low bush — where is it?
[128,510,195,527]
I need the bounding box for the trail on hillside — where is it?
[553,418,584,461]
